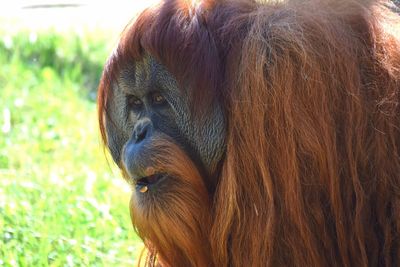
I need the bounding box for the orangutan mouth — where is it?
[135,173,167,193]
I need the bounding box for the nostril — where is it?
[135,128,147,143]
[133,120,152,144]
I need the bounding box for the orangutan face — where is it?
[104,54,226,195]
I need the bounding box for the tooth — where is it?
[139,186,148,193]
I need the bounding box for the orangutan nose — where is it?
[133,119,153,144]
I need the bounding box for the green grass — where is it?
[0,31,143,266]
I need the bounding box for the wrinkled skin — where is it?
[105,55,226,193]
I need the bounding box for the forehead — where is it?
[118,55,179,97]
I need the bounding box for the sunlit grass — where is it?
[0,31,142,266]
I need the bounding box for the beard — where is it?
[123,134,213,267]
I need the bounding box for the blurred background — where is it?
[0,1,157,266]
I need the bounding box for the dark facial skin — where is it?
[105,55,226,193]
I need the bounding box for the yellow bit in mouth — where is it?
[139,185,148,193]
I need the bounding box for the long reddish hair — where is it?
[98,0,400,266]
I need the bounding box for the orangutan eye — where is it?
[151,92,166,105]
[127,95,143,109]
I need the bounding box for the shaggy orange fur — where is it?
[98,0,400,266]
